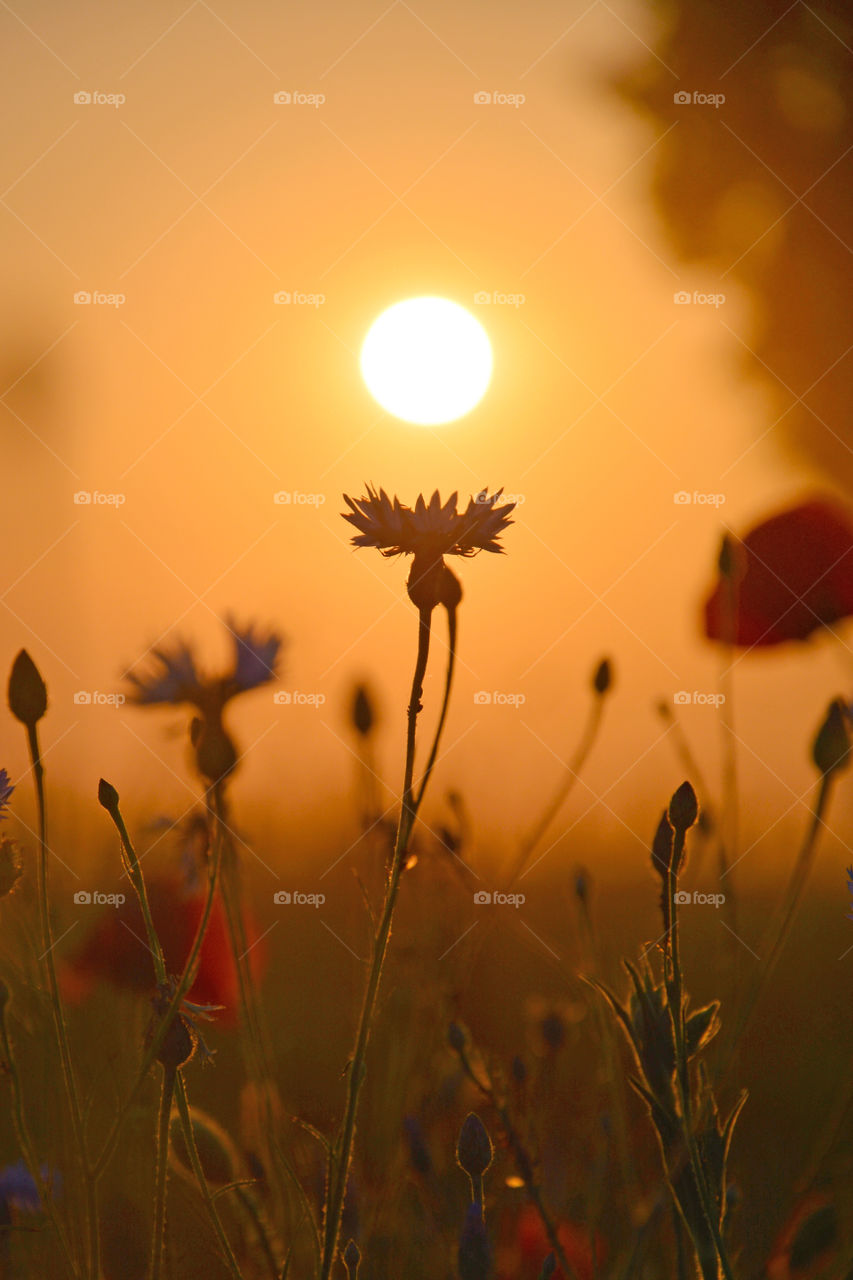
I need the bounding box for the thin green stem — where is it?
[505,693,605,889]
[107,800,167,984]
[173,1077,245,1280]
[234,1185,280,1280]
[721,772,832,1079]
[104,794,245,1278]
[319,605,433,1280]
[413,605,457,811]
[150,1065,176,1280]
[26,723,97,1280]
[454,1044,581,1280]
[92,796,226,1180]
[666,864,735,1280]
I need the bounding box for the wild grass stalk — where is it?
[99,779,245,1277]
[8,651,98,1279]
[320,602,436,1278]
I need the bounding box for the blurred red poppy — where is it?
[497,1203,605,1280]
[60,874,265,1025]
[766,1192,837,1280]
[704,498,853,647]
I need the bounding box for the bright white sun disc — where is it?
[360,296,492,425]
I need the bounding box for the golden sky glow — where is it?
[2,0,849,882]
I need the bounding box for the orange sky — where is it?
[3,0,851,890]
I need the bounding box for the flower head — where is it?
[125,618,283,782]
[148,977,223,1069]
[343,486,514,610]
[126,618,283,709]
[343,486,515,559]
[703,497,853,647]
[0,1160,61,1215]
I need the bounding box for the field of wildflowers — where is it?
[1,488,853,1280]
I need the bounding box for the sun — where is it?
[360,296,493,425]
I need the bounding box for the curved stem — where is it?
[173,1077,244,1280]
[721,772,832,1080]
[413,606,457,813]
[319,606,433,1280]
[505,692,605,890]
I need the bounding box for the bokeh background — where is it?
[3,4,853,1270]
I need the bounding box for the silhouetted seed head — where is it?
[511,1054,527,1085]
[98,778,120,814]
[8,650,47,728]
[440,564,463,610]
[458,1201,491,1280]
[169,1108,238,1187]
[592,657,612,696]
[342,1239,361,1277]
[539,1254,557,1280]
[155,1012,196,1071]
[668,781,699,833]
[651,811,673,880]
[813,699,851,777]
[540,1012,565,1052]
[351,684,375,738]
[448,1022,467,1053]
[192,719,238,784]
[407,554,448,612]
[457,1113,494,1181]
[0,840,23,898]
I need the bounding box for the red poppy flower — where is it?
[60,874,265,1025]
[497,1204,605,1280]
[704,498,853,647]
[766,1192,837,1280]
